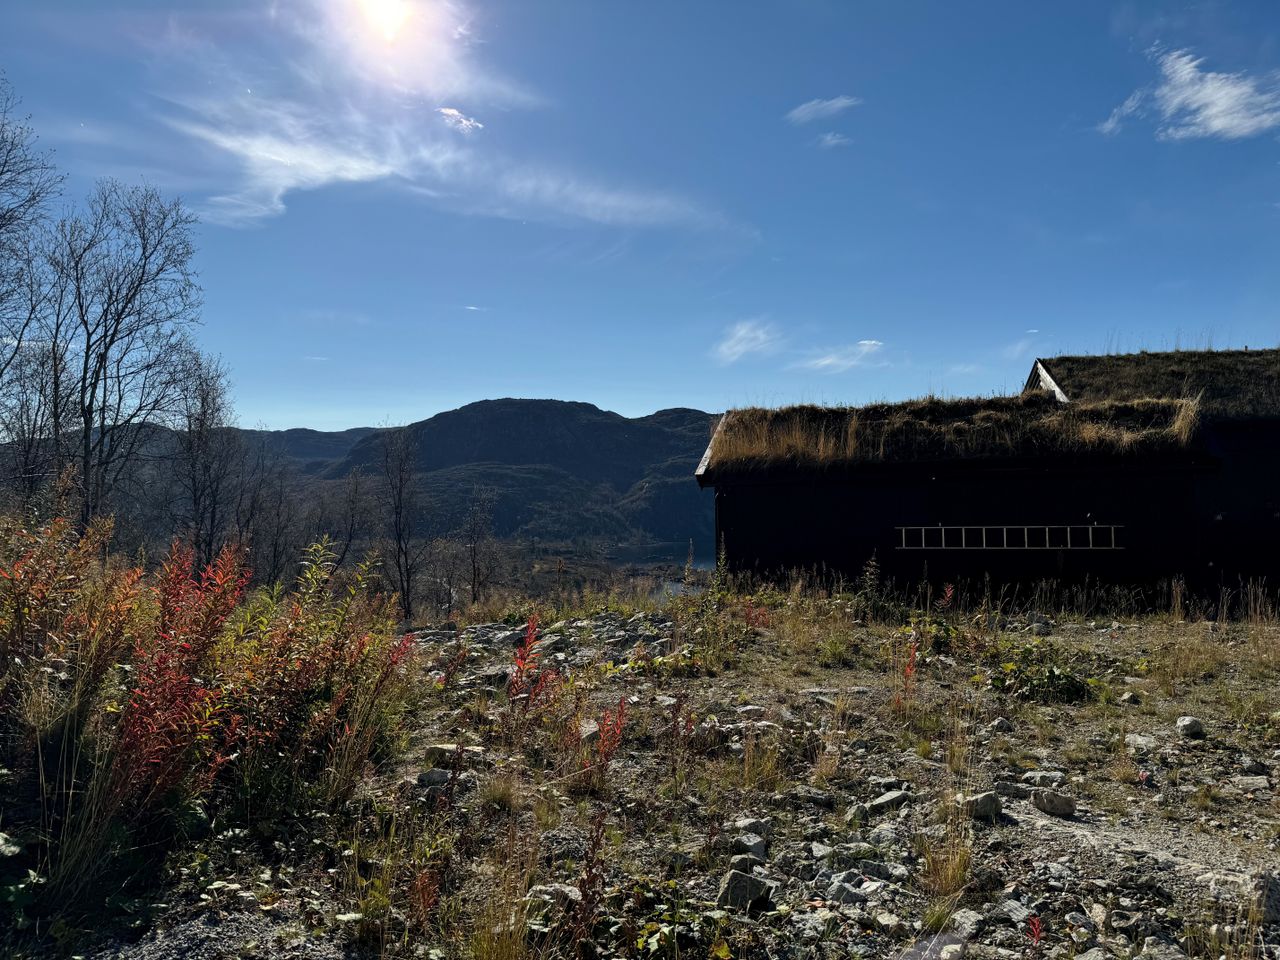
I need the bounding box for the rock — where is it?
[422,744,485,769]
[1125,733,1157,755]
[1108,910,1145,936]
[728,853,764,873]
[1139,937,1188,959]
[998,899,1033,924]
[417,768,451,788]
[732,832,768,859]
[810,841,834,860]
[959,791,1002,821]
[1240,756,1268,775]
[843,803,870,825]
[994,781,1032,800]
[716,869,774,911]
[1030,622,1052,636]
[1021,770,1066,788]
[788,785,837,809]
[1229,775,1271,793]
[1175,716,1204,739]
[950,908,984,939]
[526,883,582,908]
[733,816,773,837]
[826,881,866,904]
[1075,950,1113,960]
[578,718,600,746]
[874,910,905,937]
[1031,789,1077,817]
[1119,691,1141,705]
[869,789,912,814]
[989,717,1014,733]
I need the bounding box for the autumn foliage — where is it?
[0,516,418,916]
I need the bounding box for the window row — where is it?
[895,525,1122,550]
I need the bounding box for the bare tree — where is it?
[463,486,501,606]
[38,179,201,525]
[0,77,62,385]
[172,354,241,567]
[328,467,369,571]
[378,425,428,623]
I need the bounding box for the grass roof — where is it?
[702,391,1198,476]
[1040,347,1280,418]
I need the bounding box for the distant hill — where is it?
[253,400,718,557]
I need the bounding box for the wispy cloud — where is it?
[437,106,483,133]
[713,320,782,365]
[1001,337,1038,361]
[130,1,724,230]
[817,132,851,149]
[786,95,862,125]
[1098,90,1144,135]
[794,340,884,373]
[1101,48,1280,140]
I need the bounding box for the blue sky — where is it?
[5,1,1280,429]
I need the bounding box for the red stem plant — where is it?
[0,519,418,916]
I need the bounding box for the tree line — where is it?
[0,77,501,623]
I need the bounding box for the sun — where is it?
[357,0,411,42]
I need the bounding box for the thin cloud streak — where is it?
[817,132,851,148]
[786,95,862,125]
[139,1,727,230]
[1101,47,1280,140]
[714,320,782,365]
[794,340,884,373]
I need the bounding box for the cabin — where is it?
[694,348,1280,588]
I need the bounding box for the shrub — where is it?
[0,520,418,928]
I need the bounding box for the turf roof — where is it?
[1039,348,1280,418]
[699,391,1198,477]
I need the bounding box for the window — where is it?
[896,525,1122,550]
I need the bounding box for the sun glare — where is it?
[358,0,410,42]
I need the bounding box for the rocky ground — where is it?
[95,599,1279,960]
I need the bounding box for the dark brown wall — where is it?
[711,422,1280,589]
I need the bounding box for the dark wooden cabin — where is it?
[695,348,1280,588]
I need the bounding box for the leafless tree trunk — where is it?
[173,354,241,567]
[463,486,500,606]
[39,179,200,526]
[329,467,368,571]
[0,78,61,386]
[378,425,427,623]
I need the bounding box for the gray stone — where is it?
[810,841,834,860]
[1175,716,1204,739]
[869,789,912,814]
[732,832,768,859]
[417,768,451,788]
[1240,756,1268,775]
[1140,937,1189,960]
[526,883,582,907]
[826,880,866,904]
[994,780,1032,799]
[989,717,1014,733]
[949,908,984,939]
[998,899,1033,924]
[728,853,764,873]
[960,791,1002,821]
[1021,770,1067,788]
[1031,789,1077,817]
[1125,733,1157,755]
[1229,775,1270,793]
[716,870,774,911]
[874,910,905,937]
